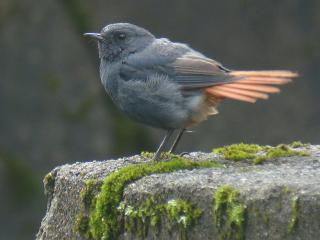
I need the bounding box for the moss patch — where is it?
[266,144,308,159]
[75,156,221,240]
[252,156,267,165]
[213,142,309,164]
[75,212,90,238]
[74,179,102,239]
[289,141,310,148]
[141,151,185,160]
[213,185,246,240]
[80,179,101,210]
[288,196,299,233]
[44,172,56,197]
[213,143,262,161]
[141,151,155,159]
[118,197,203,238]
[165,199,203,229]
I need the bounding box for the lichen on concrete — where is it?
[75,178,102,239]
[288,196,299,234]
[74,212,90,238]
[80,179,101,210]
[117,196,203,239]
[213,185,246,240]
[43,171,56,197]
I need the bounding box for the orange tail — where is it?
[206,70,298,103]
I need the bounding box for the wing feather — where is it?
[169,53,235,88]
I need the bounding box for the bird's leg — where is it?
[168,128,185,154]
[153,129,174,161]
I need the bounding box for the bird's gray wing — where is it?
[169,53,233,89]
[120,46,234,89]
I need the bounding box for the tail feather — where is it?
[223,83,280,93]
[207,88,257,103]
[206,70,298,103]
[236,78,292,85]
[230,70,298,78]
[213,85,269,100]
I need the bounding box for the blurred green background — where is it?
[0,0,319,239]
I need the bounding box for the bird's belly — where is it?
[120,100,187,129]
[186,96,219,127]
[115,79,200,129]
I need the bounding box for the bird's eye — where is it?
[117,33,126,41]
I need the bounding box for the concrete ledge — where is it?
[36,144,320,240]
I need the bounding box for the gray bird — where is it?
[84,23,297,160]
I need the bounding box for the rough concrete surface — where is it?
[37,145,320,240]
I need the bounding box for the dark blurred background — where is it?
[0,0,319,239]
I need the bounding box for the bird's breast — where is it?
[100,60,121,100]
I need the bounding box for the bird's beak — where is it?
[83,33,103,41]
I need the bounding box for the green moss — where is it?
[141,151,184,160]
[262,213,270,225]
[213,143,262,161]
[75,213,91,238]
[290,141,310,148]
[213,143,309,164]
[282,186,291,194]
[87,156,221,240]
[165,199,203,229]
[267,144,309,159]
[250,206,270,225]
[288,196,299,233]
[118,197,203,238]
[44,172,55,197]
[253,156,267,165]
[74,179,102,239]
[80,179,101,210]
[141,151,155,159]
[213,185,246,240]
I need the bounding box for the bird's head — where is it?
[84,23,155,61]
